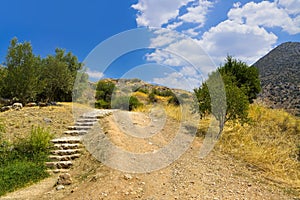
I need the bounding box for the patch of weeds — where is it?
[0,126,53,196]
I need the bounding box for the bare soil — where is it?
[0,106,298,200]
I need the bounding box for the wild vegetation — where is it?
[0,37,298,198]
[0,126,53,196]
[0,38,87,105]
[219,104,300,189]
[194,56,261,138]
[94,79,181,110]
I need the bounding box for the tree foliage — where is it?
[0,66,7,97]
[194,56,258,138]
[95,80,115,104]
[218,56,261,103]
[0,38,86,103]
[3,38,41,103]
[111,96,142,111]
[39,49,84,102]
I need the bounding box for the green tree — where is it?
[95,80,115,103]
[194,60,251,138]
[3,38,41,103]
[38,49,84,102]
[0,66,7,97]
[111,96,142,111]
[72,69,89,103]
[39,55,73,102]
[49,49,83,101]
[218,56,261,103]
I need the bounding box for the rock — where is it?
[12,103,23,110]
[56,185,65,190]
[124,174,133,180]
[57,173,72,185]
[44,118,52,123]
[253,42,300,115]
[1,106,12,112]
[38,102,48,107]
[26,102,37,107]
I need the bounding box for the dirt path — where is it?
[1,110,298,200]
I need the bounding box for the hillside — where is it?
[0,102,299,199]
[252,42,300,115]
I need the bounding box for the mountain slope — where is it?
[252,42,300,115]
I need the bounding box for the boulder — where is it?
[57,173,72,185]
[26,102,37,107]
[12,103,23,110]
[38,102,48,107]
[0,106,12,112]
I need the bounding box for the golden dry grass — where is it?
[137,102,300,189]
[218,104,300,188]
[0,102,75,142]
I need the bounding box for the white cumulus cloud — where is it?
[132,0,191,27]
[199,20,278,64]
[228,1,300,34]
[87,69,104,80]
[131,0,300,89]
[179,0,213,26]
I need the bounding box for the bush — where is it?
[0,120,5,141]
[0,126,52,196]
[148,92,157,103]
[95,99,111,109]
[152,88,174,97]
[111,96,143,111]
[15,127,53,161]
[95,80,115,102]
[129,96,143,110]
[136,88,149,94]
[168,94,180,106]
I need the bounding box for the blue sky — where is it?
[1,0,299,90]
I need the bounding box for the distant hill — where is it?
[252,42,300,116]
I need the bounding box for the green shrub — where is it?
[180,93,190,99]
[95,99,111,109]
[111,96,142,111]
[95,80,115,102]
[0,126,52,196]
[0,120,5,141]
[136,88,149,94]
[152,88,174,97]
[148,92,157,103]
[168,94,180,106]
[129,96,143,110]
[15,126,53,161]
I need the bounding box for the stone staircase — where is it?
[46,109,114,173]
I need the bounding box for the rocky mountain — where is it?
[252,42,300,116]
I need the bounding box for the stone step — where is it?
[54,143,82,150]
[64,130,88,136]
[80,115,98,119]
[76,118,98,123]
[49,154,81,161]
[81,112,113,119]
[47,169,70,174]
[74,122,95,126]
[51,137,82,144]
[46,161,73,169]
[51,149,81,156]
[67,126,92,130]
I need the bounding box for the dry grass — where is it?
[137,101,300,189]
[218,104,300,188]
[0,102,75,142]
[134,104,196,123]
